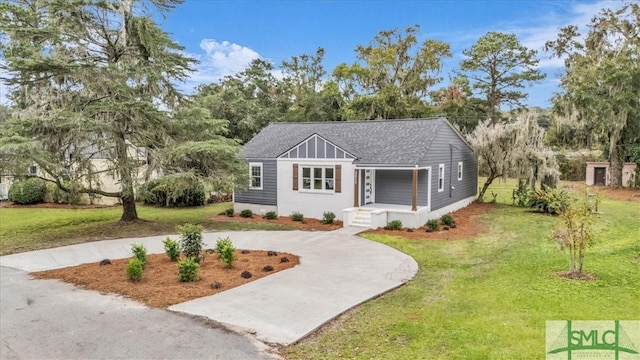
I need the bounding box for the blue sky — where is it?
[154,0,622,109]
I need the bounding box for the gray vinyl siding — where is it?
[234,159,277,206]
[374,170,429,206]
[423,126,477,211]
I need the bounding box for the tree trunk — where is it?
[115,135,138,222]
[120,193,138,222]
[609,129,624,189]
[477,172,499,202]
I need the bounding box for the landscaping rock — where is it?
[205,249,215,254]
[241,249,251,254]
[241,271,252,279]
[262,265,274,272]
[280,257,290,263]
[211,282,222,289]
[99,259,111,266]
[267,251,278,256]
[426,228,434,233]
[407,228,414,232]
[450,224,457,229]
[444,226,450,230]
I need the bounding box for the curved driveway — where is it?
[1,227,418,357]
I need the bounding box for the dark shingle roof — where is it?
[241,117,453,166]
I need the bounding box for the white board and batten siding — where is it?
[277,159,355,221]
[276,134,357,221]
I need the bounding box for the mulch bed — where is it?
[0,201,117,209]
[214,213,344,231]
[32,250,300,308]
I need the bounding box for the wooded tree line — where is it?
[0,0,638,220]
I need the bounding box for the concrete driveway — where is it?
[1,227,418,358]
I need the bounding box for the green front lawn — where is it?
[284,196,640,359]
[0,203,292,255]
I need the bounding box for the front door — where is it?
[363,169,375,205]
[594,167,606,186]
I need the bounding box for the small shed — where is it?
[585,162,637,187]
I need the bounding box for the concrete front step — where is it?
[350,220,371,227]
[351,209,372,227]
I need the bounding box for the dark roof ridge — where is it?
[267,117,446,126]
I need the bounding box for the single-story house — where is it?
[234,117,478,229]
[585,162,637,187]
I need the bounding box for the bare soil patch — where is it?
[32,250,300,308]
[214,213,343,231]
[555,270,596,281]
[363,201,494,241]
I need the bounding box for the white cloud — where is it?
[514,0,618,69]
[189,39,261,85]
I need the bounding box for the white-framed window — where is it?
[301,166,334,192]
[28,165,37,176]
[457,162,463,181]
[249,163,263,190]
[438,164,445,192]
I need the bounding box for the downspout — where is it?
[449,144,459,198]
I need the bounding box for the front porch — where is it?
[343,203,431,229]
[345,166,432,229]
[343,196,476,229]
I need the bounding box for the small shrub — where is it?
[512,181,532,207]
[215,237,235,268]
[240,209,253,218]
[426,219,439,231]
[131,243,147,266]
[529,185,570,215]
[177,258,200,282]
[138,173,205,207]
[291,212,304,222]
[224,207,234,217]
[387,220,403,231]
[8,178,46,204]
[126,258,144,282]
[264,211,277,220]
[177,223,205,263]
[163,237,180,261]
[46,181,83,205]
[322,211,336,224]
[440,214,455,226]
